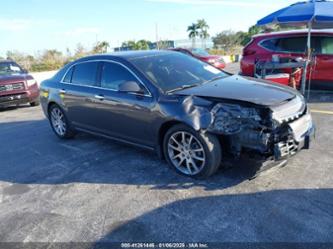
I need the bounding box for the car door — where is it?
[312,36,333,88]
[87,61,156,147]
[60,61,103,131]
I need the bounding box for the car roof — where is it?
[82,50,175,62]
[253,29,333,38]
[172,47,190,51]
[54,50,179,81]
[0,60,15,63]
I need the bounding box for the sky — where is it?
[0,0,297,57]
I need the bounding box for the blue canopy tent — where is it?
[257,0,333,94]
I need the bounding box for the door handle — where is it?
[94,94,105,101]
[59,89,66,94]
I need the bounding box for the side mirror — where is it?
[118,81,144,94]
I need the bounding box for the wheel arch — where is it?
[47,101,60,115]
[47,101,68,120]
[157,120,184,159]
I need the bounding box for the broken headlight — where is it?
[209,103,262,135]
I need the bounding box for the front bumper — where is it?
[274,113,315,160]
[250,114,315,179]
[0,91,39,106]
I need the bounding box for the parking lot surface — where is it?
[0,95,333,243]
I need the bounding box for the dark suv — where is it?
[40,51,314,178]
[0,60,39,107]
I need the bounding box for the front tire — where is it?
[30,100,40,106]
[48,104,75,139]
[163,124,222,179]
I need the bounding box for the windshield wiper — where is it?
[203,75,225,85]
[166,75,226,94]
[166,84,200,94]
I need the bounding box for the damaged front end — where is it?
[208,103,274,158]
[181,94,315,162]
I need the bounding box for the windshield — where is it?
[130,52,227,93]
[190,48,210,57]
[0,62,24,76]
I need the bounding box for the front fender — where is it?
[157,95,214,132]
[40,80,66,118]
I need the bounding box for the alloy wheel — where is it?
[50,107,67,136]
[167,131,206,175]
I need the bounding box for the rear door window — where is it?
[261,38,279,51]
[320,37,333,54]
[276,37,307,53]
[261,37,307,53]
[71,62,99,86]
[63,67,74,83]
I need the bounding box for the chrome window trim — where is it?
[60,59,153,98]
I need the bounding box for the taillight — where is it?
[243,49,256,56]
[242,38,256,57]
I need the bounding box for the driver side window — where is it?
[101,62,140,91]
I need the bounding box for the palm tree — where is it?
[187,23,199,48]
[197,19,210,48]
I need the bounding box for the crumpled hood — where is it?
[0,74,28,85]
[174,75,299,106]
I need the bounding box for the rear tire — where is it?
[163,124,222,179]
[30,100,40,106]
[48,104,76,139]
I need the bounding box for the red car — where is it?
[0,60,39,107]
[170,48,226,69]
[241,29,333,90]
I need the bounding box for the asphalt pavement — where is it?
[0,99,332,243]
[0,63,332,244]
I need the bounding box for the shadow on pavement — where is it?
[95,189,333,243]
[0,120,270,191]
[0,104,33,112]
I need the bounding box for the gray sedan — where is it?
[40,51,314,178]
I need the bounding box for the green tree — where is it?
[121,40,137,50]
[239,25,265,46]
[92,41,110,54]
[136,40,151,50]
[187,23,199,48]
[6,51,35,71]
[30,49,65,71]
[73,43,88,59]
[212,30,244,54]
[121,40,152,50]
[41,50,64,65]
